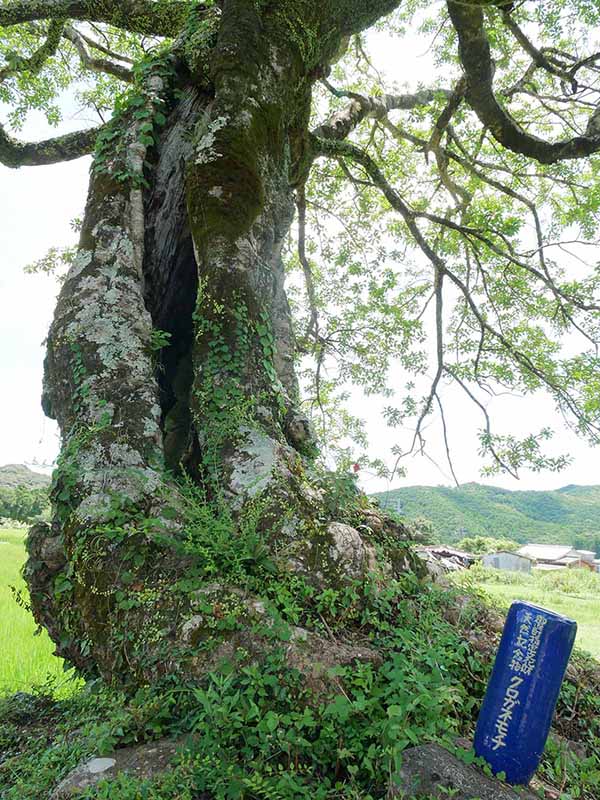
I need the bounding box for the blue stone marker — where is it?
[474,600,577,785]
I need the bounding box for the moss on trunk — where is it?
[25,0,420,688]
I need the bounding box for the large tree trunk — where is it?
[24,0,416,686]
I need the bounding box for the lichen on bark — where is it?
[26,0,418,687]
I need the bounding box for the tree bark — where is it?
[25,0,416,686]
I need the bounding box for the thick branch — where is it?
[447,0,600,163]
[0,122,102,167]
[329,0,403,37]
[313,86,450,142]
[0,19,64,82]
[64,25,133,82]
[0,0,189,37]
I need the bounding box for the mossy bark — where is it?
[26,0,416,686]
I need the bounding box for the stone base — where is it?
[51,738,183,798]
[391,743,539,800]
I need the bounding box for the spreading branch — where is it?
[0,0,190,38]
[0,19,64,83]
[425,76,466,156]
[0,123,104,167]
[447,0,600,163]
[63,25,134,82]
[312,134,600,458]
[0,16,109,168]
[313,84,451,142]
[75,28,135,64]
[501,12,576,90]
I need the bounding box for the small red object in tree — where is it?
[352,463,360,473]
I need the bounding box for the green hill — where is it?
[0,465,50,524]
[373,482,600,554]
[0,464,50,490]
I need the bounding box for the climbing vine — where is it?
[192,290,289,485]
[182,0,219,81]
[92,52,176,187]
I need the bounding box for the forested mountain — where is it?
[373,483,600,554]
[0,465,50,490]
[0,465,50,523]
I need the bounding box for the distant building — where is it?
[576,550,596,563]
[517,544,596,571]
[482,551,533,574]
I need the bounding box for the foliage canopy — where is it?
[3,0,600,478]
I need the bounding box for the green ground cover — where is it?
[457,565,600,660]
[1,528,599,798]
[0,528,70,694]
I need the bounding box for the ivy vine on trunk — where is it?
[10,0,419,685]
[3,0,600,689]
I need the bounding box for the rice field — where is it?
[477,582,600,659]
[2,526,598,699]
[0,528,72,695]
[461,564,600,660]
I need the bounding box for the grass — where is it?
[3,522,598,692]
[0,527,71,696]
[0,529,598,799]
[456,564,600,660]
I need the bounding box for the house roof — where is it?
[573,550,595,561]
[517,544,574,562]
[483,551,534,561]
